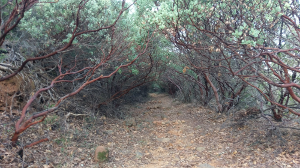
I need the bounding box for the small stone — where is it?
[198,163,215,168]
[104,130,114,135]
[107,142,114,147]
[157,138,170,143]
[196,147,205,152]
[125,117,136,127]
[136,151,143,159]
[94,146,109,162]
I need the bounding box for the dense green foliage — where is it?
[134,0,300,116]
[1,0,297,115]
[2,0,300,148]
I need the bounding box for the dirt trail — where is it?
[98,93,300,168]
[104,93,216,168]
[3,93,300,168]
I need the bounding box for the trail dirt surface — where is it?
[91,93,300,168]
[1,93,300,168]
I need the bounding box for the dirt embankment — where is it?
[0,75,35,115]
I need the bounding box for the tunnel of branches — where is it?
[0,0,300,148]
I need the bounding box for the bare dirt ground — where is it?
[1,93,300,167]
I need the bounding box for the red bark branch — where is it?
[24,138,49,149]
[11,25,154,147]
[0,0,131,81]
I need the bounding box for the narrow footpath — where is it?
[10,93,300,168]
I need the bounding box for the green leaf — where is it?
[233,30,243,37]
[131,68,139,75]
[118,69,122,74]
[275,6,281,12]
[250,28,260,38]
